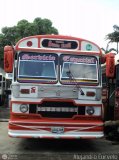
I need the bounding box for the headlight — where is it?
[20,104,29,113]
[85,106,101,116]
[86,106,95,115]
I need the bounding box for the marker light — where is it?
[86,91,95,97]
[20,104,29,113]
[20,89,30,94]
[27,41,32,47]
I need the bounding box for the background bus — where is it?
[0,68,6,105]
[0,68,12,107]
[102,53,119,140]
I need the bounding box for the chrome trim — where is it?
[8,129,104,138]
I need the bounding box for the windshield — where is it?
[60,54,98,84]
[18,52,58,83]
[17,52,98,84]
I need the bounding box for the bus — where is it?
[4,35,109,139]
[102,53,119,140]
[0,68,6,105]
[0,68,12,107]
[4,73,12,108]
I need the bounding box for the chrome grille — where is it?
[29,102,85,118]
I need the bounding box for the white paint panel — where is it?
[78,88,96,100]
[18,38,38,48]
[12,103,21,113]
[85,106,101,116]
[20,86,38,98]
[81,41,100,52]
[12,103,29,113]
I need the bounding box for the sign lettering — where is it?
[21,54,56,61]
[62,56,96,64]
[41,39,78,50]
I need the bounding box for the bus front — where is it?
[6,35,104,139]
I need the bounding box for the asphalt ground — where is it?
[0,121,119,160]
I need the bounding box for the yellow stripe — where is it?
[18,78,56,81]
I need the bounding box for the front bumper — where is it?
[8,120,104,139]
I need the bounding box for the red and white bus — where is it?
[4,35,106,139]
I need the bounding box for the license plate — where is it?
[51,127,64,134]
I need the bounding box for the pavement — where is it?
[0,105,119,160]
[0,106,10,121]
[0,121,119,160]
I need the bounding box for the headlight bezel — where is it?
[20,104,29,113]
[86,106,95,115]
[85,106,101,116]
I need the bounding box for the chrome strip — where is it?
[8,129,104,138]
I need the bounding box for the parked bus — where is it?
[0,68,6,105]
[0,68,12,106]
[102,53,119,140]
[4,73,12,108]
[4,35,110,139]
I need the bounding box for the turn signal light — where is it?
[86,91,95,97]
[20,89,30,94]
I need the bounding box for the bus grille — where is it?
[29,101,85,118]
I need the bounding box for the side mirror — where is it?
[4,46,14,73]
[106,53,115,78]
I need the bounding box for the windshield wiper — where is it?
[66,70,85,95]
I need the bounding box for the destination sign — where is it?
[41,39,78,50]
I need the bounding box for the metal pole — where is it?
[117,41,118,54]
[116,36,119,54]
